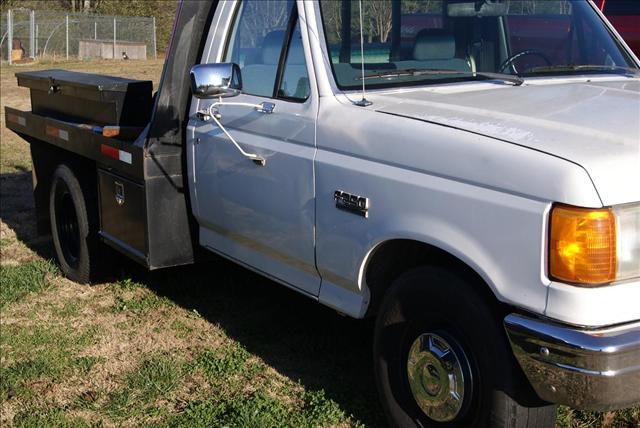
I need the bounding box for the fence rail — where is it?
[1,9,156,64]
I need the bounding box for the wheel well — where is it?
[28,139,97,235]
[364,239,499,318]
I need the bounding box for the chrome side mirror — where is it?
[190,63,242,99]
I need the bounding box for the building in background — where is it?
[595,0,640,56]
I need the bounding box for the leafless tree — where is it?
[62,0,102,13]
[322,0,343,43]
[238,0,290,47]
[367,0,392,43]
[402,0,441,13]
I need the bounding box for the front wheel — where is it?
[49,164,104,284]
[373,266,556,428]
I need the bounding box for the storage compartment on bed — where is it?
[16,69,153,127]
[98,169,147,259]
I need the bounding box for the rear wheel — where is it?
[49,164,103,283]
[373,266,556,428]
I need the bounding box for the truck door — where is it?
[188,0,320,296]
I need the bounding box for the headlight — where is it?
[549,202,640,286]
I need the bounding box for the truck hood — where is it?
[368,77,640,206]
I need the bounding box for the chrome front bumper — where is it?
[504,313,640,411]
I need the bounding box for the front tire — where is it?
[49,164,102,284]
[373,266,556,428]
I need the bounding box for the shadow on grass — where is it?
[124,258,386,427]
[0,171,54,259]
[1,171,385,425]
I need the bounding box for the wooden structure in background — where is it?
[78,39,147,60]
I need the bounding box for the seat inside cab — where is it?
[237,25,310,100]
[241,31,283,97]
[394,29,474,72]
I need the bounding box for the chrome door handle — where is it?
[256,102,275,114]
[196,110,211,121]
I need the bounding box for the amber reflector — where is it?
[45,125,59,137]
[102,126,120,138]
[550,205,616,285]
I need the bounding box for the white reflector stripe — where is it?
[101,144,132,165]
[45,125,69,141]
[119,150,132,164]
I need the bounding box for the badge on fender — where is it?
[334,190,369,218]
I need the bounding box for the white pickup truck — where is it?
[6,1,640,427]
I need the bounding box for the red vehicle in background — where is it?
[595,0,640,56]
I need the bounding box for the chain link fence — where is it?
[1,9,156,64]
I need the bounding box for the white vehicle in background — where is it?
[6,1,640,427]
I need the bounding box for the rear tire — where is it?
[49,164,103,284]
[373,266,556,428]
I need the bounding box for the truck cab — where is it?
[5,1,640,427]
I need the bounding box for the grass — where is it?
[0,260,57,308]
[165,388,350,428]
[191,345,252,381]
[0,323,100,403]
[104,355,182,419]
[111,288,170,315]
[12,407,91,428]
[557,407,640,428]
[1,58,638,427]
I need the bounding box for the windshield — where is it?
[318,0,638,90]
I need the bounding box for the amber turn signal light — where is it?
[102,126,121,138]
[549,205,616,285]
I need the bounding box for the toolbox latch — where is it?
[115,182,125,206]
[48,77,60,95]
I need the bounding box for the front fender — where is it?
[315,149,553,319]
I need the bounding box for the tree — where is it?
[93,0,178,52]
[321,0,343,43]
[66,0,99,13]
[236,0,289,47]
[366,0,392,43]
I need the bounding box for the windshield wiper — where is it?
[525,64,640,76]
[357,68,524,86]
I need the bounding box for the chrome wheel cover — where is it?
[406,332,472,422]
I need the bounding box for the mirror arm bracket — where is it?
[206,101,267,167]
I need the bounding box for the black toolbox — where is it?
[16,69,153,127]
[98,169,147,258]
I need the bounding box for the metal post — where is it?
[113,17,116,59]
[7,9,12,65]
[339,1,351,63]
[94,21,97,40]
[35,24,39,57]
[390,1,401,61]
[152,16,157,60]
[65,14,69,60]
[30,10,36,59]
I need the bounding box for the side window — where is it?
[277,20,310,101]
[225,0,293,98]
